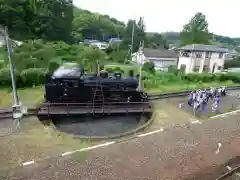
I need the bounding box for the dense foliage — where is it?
[180,13,211,45]
[71,7,125,42]
[0,0,73,42]
[224,56,240,69]
[0,0,168,51]
[8,40,108,72]
[1,63,240,88]
[163,31,240,51]
[0,2,240,90]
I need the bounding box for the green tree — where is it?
[224,56,240,69]
[142,61,155,73]
[108,50,128,63]
[147,33,169,49]
[121,17,146,53]
[0,0,73,42]
[135,17,146,48]
[81,47,107,72]
[72,8,124,41]
[180,12,211,45]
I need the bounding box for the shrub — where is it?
[48,57,62,73]
[0,60,4,69]
[112,67,125,74]
[142,61,155,73]
[168,65,181,75]
[20,68,45,87]
[106,68,114,73]
[0,67,20,86]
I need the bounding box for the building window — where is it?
[205,52,212,58]
[203,65,209,72]
[180,64,186,72]
[219,53,224,58]
[193,66,200,72]
[217,66,222,70]
[181,51,190,57]
[195,52,202,58]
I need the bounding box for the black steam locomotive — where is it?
[44,63,147,104]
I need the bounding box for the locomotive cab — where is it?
[45,63,85,102]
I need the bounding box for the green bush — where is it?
[142,61,155,73]
[106,68,114,73]
[183,73,240,83]
[142,71,240,89]
[0,67,20,86]
[48,57,62,73]
[168,65,182,75]
[0,60,4,69]
[20,68,45,87]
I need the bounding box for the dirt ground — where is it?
[0,98,196,174]
[0,90,239,178]
[0,117,91,174]
[0,93,237,174]
[3,112,240,180]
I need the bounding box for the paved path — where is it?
[3,112,240,180]
[170,93,240,117]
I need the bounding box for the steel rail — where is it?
[216,165,240,180]
[0,85,239,118]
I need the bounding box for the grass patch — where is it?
[104,64,140,75]
[71,151,88,162]
[0,82,238,108]
[0,86,43,108]
[146,81,236,93]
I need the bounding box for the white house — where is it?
[89,41,108,50]
[0,34,22,47]
[0,34,4,47]
[132,48,178,70]
[177,44,229,73]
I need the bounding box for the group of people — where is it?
[187,87,226,113]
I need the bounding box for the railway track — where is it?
[216,165,240,180]
[0,108,36,119]
[0,85,239,119]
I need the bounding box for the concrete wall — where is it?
[132,52,177,69]
[178,51,225,73]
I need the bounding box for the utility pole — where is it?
[0,26,26,119]
[138,17,144,91]
[131,19,135,54]
[190,44,195,73]
[4,27,19,107]
[124,45,132,64]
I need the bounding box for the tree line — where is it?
[0,0,170,49]
[0,0,240,88]
[1,1,239,50]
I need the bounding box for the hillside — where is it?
[162,32,240,51]
[1,0,239,51]
[72,7,125,41]
[0,0,125,42]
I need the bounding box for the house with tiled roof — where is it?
[131,48,178,70]
[177,44,229,73]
